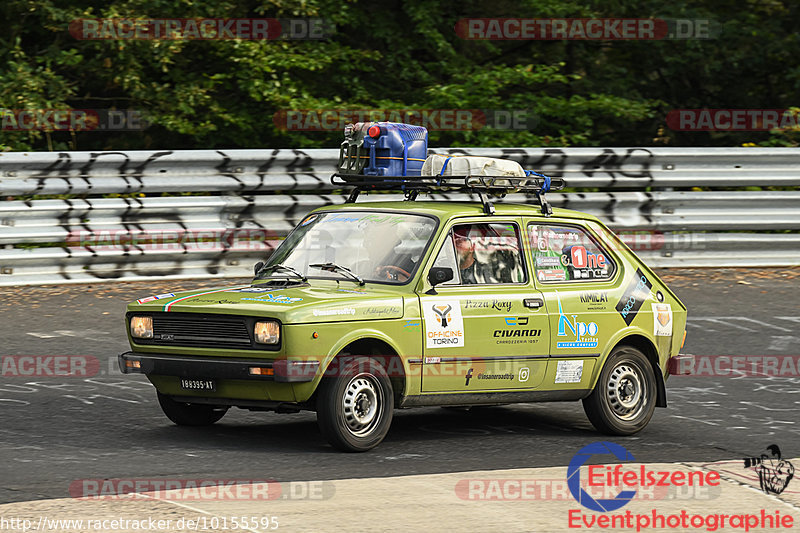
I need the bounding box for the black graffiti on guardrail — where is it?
[1,147,656,282]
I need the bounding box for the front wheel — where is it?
[582,346,656,435]
[157,392,228,426]
[316,357,394,452]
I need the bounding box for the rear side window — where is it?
[529,224,615,283]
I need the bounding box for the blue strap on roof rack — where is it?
[525,169,551,193]
[438,157,452,177]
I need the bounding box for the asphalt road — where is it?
[1,268,798,504]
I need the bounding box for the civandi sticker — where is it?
[424,300,465,348]
[652,303,673,336]
[555,360,584,383]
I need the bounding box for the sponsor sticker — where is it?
[424,300,465,348]
[615,268,652,325]
[556,291,599,349]
[536,256,561,267]
[652,303,673,336]
[137,293,175,304]
[555,360,584,383]
[538,269,567,282]
[312,308,355,316]
[300,214,318,226]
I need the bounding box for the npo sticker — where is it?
[424,300,465,348]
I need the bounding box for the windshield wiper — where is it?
[309,263,365,285]
[258,264,307,282]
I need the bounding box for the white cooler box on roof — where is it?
[421,155,526,177]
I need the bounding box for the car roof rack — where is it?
[331,171,565,216]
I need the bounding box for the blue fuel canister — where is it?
[338,122,428,176]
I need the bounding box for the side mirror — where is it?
[254,261,264,276]
[428,267,454,286]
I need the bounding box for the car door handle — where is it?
[523,298,544,309]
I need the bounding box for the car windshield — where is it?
[256,211,437,284]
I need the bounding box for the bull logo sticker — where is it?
[424,300,464,348]
[652,303,673,336]
[432,304,453,327]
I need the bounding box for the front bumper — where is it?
[118,351,319,383]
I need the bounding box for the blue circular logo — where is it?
[567,441,637,512]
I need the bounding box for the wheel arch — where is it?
[318,334,408,406]
[612,334,667,408]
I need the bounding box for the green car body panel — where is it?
[122,201,687,421]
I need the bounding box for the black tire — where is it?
[582,346,656,435]
[157,392,228,426]
[316,357,394,452]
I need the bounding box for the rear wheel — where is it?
[157,392,228,426]
[582,346,656,435]
[316,357,394,452]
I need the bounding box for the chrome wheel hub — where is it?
[342,373,383,437]
[607,363,645,420]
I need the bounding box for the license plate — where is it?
[180,378,216,392]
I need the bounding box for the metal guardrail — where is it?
[0,147,798,285]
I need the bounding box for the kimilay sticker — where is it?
[424,300,465,348]
[652,303,673,336]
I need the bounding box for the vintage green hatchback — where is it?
[120,174,688,452]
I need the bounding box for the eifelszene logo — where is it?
[567,442,721,512]
[568,442,636,512]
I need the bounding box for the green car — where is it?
[119,175,687,452]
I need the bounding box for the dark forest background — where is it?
[2,0,799,151]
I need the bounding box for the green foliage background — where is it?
[1,0,799,152]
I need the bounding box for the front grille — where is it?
[129,312,279,351]
[155,315,251,347]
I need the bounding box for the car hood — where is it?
[127,281,406,323]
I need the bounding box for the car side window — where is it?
[529,224,616,282]
[452,223,526,284]
[431,232,460,285]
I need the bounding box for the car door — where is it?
[527,219,626,387]
[419,219,549,393]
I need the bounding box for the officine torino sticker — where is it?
[424,300,465,348]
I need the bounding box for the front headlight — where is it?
[130,316,153,339]
[254,321,280,344]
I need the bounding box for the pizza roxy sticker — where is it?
[424,300,465,348]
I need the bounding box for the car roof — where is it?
[314,200,601,224]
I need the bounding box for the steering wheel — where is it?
[374,265,411,282]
